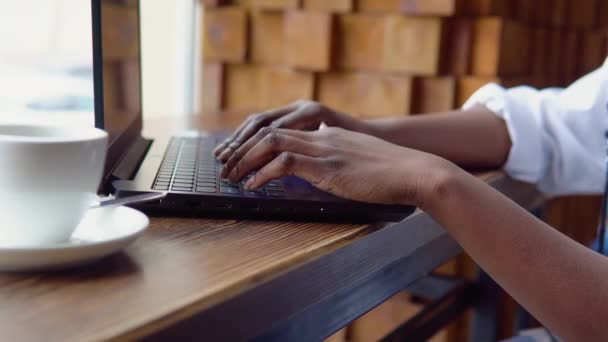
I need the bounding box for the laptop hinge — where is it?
[112,135,152,181]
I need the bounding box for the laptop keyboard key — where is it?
[171,186,193,192]
[220,187,240,194]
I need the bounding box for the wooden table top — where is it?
[0,116,543,341]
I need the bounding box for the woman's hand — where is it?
[220,126,458,208]
[213,100,364,162]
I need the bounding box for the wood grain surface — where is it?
[0,117,542,342]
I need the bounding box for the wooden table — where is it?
[0,116,543,341]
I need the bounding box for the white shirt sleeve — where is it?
[463,59,608,197]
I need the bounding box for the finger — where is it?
[217,105,299,160]
[227,132,324,183]
[213,118,251,157]
[213,105,294,157]
[270,107,317,131]
[221,127,314,178]
[244,152,322,190]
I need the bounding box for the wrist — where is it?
[328,110,369,133]
[414,159,470,213]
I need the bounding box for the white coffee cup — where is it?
[0,124,107,247]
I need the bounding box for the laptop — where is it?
[91,0,414,222]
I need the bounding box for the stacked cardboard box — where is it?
[201,0,607,119]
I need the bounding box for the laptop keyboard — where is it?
[152,137,287,197]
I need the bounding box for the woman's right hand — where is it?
[213,100,363,162]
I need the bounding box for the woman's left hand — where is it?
[220,126,457,208]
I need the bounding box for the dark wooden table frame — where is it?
[148,174,542,341]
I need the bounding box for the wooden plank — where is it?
[546,0,567,27]
[566,0,597,29]
[471,18,530,77]
[284,11,333,71]
[251,10,285,65]
[318,72,412,118]
[356,0,405,13]
[303,0,352,12]
[464,0,513,17]
[579,31,607,76]
[383,16,444,75]
[546,29,563,87]
[456,76,498,108]
[250,0,299,9]
[257,66,315,109]
[401,0,464,16]
[598,0,608,29]
[336,14,387,71]
[561,30,580,85]
[201,63,224,114]
[412,77,456,114]
[515,0,537,23]
[444,18,473,76]
[203,7,248,63]
[356,0,463,16]
[224,64,314,111]
[224,64,259,111]
[531,28,549,81]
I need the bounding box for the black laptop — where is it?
[92,0,414,222]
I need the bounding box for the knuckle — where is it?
[231,147,243,161]
[279,152,295,170]
[265,131,282,147]
[257,126,273,139]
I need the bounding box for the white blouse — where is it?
[463,59,608,197]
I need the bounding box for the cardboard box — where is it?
[566,0,597,29]
[318,72,412,118]
[284,11,333,71]
[412,77,456,113]
[336,14,387,71]
[444,18,473,76]
[303,0,352,12]
[579,31,606,76]
[357,0,464,16]
[471,18,530,77]
[224,64,314,111]
[383,16,444,75]
[203,7,248,63]
[250,0,299,9]
[251,11,285,65]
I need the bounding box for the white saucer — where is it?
[0,206,149,272]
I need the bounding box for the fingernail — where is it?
[244,176,255,190]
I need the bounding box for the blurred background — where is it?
[0,0,196,124]
[1,0,606,340]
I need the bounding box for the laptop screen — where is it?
[91,0,142,186]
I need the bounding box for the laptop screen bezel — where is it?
[91,0,144,189]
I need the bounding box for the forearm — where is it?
[424,166,608,341]
[358,106,511,169]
